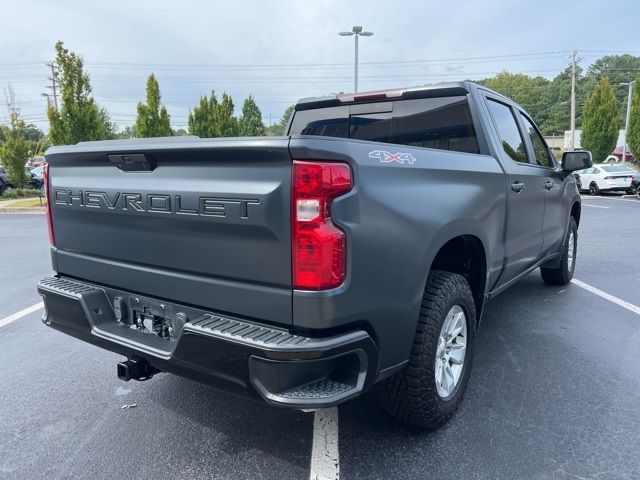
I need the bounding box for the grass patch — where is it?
[5,198,45,208]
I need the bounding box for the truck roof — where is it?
[295,81,482,110]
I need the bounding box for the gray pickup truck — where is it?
[38,82,592,428]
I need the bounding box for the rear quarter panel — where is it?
[290,137,507,372]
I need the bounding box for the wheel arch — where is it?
[423,224,490,324]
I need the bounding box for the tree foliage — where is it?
[188,91,218,138]
[586,54,640,125]
[46,41,113,145]
[0,108,30,188]
[134,74,172,138]
[537,66,590,135]
[581,77,619,162]
[266,105,294,136]
[482,72,550,127]
[215,93,238,137]
[627,75,640,159]
[238,96,265,136]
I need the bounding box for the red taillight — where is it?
[43,163,55,246]
[292,161,352,290]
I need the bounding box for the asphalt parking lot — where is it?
[1,194,639,480]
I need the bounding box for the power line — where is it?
[44,61,59,111]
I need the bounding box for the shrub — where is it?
[1,188,43,199]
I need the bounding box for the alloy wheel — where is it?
[434,305,467,399]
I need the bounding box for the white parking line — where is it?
[0,302,44,329]
[310,407,340,480]
[581,195,639,204]
[582,204,610,209]
[571,279,640,316]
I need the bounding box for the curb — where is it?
[0,207,45,214]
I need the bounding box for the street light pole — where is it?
[354,31,359,93]
[339,26,373,93]
[620,80,635,163]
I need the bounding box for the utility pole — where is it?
[570,50,577,151]
[45,61,59,111]
[339,26,374,93]
[620,80,635,163]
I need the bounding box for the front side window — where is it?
[519,113,554,168]
[486,99,527,164]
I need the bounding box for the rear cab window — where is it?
[289,96,480,155]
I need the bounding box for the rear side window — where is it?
[289,96,479,154]
[486,99,527,164]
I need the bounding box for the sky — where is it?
[1,0,639,132]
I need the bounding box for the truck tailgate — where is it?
[45,137,292,324]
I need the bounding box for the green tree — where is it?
[47,41,114,145]
[134,74,172,137]
[215,93,238,137]
[538,66,589,135]
[586,54,640,125]
[581,77,618,162]
[266,105,294,136]
[0,107,30,188]
[481,72,550,127]
[238,96,265,136]
[23,124,44,142]
[627,75,640,159]
[188,91,218,137]
[113,125,134,139]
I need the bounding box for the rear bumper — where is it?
[37,276,378,409]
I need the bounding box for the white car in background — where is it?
[574,163,637,195]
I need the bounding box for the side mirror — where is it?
[562,150,592,172]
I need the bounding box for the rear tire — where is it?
[589,182,599,195]
[541,218,577,286]
[377,270,476,429]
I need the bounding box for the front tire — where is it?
[589,182,599,196]
[540,218,577,285]
[377,270,476,429]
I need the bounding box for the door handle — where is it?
[544,180,554,190]
[511,182,525,193]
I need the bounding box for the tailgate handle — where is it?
[108,153,156,172]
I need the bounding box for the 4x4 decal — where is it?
[369,150,417,165]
